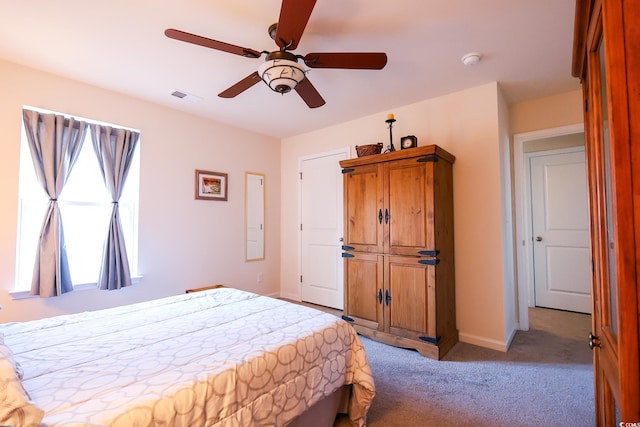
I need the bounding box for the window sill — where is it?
[9,276,142,300]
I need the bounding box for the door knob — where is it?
[536,236,543,242]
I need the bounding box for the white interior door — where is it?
[530,149,591,313]
[300,149,348,309]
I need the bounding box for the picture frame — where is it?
[195,169,228,201]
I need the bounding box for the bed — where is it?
[0,287,375,427]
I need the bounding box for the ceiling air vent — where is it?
[171,90,203,103]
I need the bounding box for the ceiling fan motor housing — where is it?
[258,51,306,94]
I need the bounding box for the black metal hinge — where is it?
[342,168,355,174]
[342,253,355,258]
[418,250,440,257]
[419,335,441,345]
[419,258,440,265]
[342,245,355,251]
[342,315,355,323]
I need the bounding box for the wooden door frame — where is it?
[513,123,584,330]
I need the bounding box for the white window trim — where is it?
[9,276,143,300]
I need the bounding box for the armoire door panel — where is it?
[343,163,383,253]
[386,256,434,340]
[385,160,430,255]
[344,253,383,330]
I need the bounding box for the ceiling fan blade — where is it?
[165,28,261,58]
[295,77,325,108]
[218,72,262,98]
[274,0,317,50]
[303,52,388,69]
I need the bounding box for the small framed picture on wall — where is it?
[195,169,228,201]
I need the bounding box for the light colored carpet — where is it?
[330,306,594,427]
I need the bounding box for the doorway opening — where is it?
[514,124,589,330]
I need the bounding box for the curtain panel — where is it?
[89,125,140,290]
[22,109,88,297]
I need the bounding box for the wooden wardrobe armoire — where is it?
[572,0,640,424]
[340,145,457,360]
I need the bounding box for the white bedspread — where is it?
[1,288,375,426]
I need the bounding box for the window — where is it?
[14,109,140,293]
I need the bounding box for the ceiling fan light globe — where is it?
[274,84,292,94]
[258,59,306,93]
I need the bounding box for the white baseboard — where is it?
[278,292,300,301]
[264,291,280,299]
[459,332,509,352]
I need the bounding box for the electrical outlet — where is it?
[257,273,263,283]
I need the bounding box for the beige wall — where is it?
[281,82,512,350]
[0,59,281,322]
[510,90,584,135]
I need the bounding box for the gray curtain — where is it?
[22,110,87,297]
[89,124,140,290]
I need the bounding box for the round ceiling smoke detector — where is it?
[461,53,482,66]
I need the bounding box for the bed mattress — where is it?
[0,288,375,426]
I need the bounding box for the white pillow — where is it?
[0,332,44,427]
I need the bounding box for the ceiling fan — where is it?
[164,0,387,108]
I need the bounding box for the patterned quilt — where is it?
[0,288,375,426]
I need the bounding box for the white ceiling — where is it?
[0,0,579,139]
